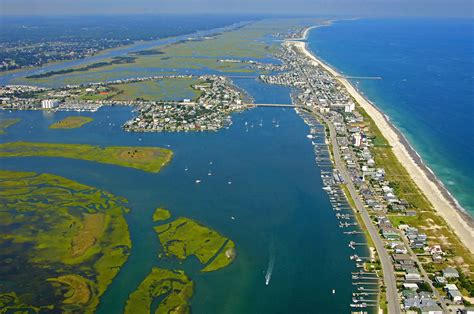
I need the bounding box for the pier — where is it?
[337,75,382,80]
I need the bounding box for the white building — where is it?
[448,289,463,304]
[353,132,362,147]
[445,283,463,304]
[41,99,59,109]
[344,102,355,113]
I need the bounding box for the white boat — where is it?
[195,180,201,184]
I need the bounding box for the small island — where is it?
[124,267,193,314]
[0,141,173,173]
[125,208,237,313]
[0,118,20,134]
[49,116,94,129]
[154,216,236,272]
[153,207,171,222]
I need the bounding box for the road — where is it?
[310,108,401,314]
[399,235,449,312]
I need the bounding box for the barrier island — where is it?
[0,141,173,173]
[154,216,236,272]
[0,170,131,313]
[124,267,193,314]
[49,116,94,129]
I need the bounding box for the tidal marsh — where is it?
[0,141,173,173]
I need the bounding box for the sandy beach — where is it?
[286,31,474,254]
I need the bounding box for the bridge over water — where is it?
[150,101,298,108]
[246,103,297,108]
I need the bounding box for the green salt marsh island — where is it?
[0,141,173,173]
[124,267,193,314]
[0,170,131,313]
[124,208,236,313]
[153,207,171,222]
[49,116,94,129]
[0,118,20,134]
[154,215,236,272]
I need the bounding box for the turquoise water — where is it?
[308,18,474,214]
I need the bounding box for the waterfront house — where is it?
[392,254,413,265]
[381,226,400,240]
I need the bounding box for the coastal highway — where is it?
[310,108,401,314]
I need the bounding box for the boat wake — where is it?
[265,244,275,286]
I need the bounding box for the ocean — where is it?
[307,18,474,215]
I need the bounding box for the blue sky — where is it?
[1,0,472,17]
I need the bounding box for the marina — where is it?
[298,108,380,309]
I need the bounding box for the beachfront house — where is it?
[447,289,463,304]
[444,283,463,303]
[442,267,459,279]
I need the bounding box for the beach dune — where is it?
[286,35,474,254]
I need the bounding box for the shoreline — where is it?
[287,26,474,253]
